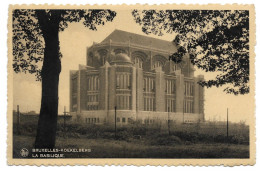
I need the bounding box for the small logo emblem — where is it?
[20,148,29,157]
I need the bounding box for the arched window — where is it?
[97,49,108,66]
[88,52,94,66]
[153,55,167,70]
[132,51,147,69]
[154,61,162,69]
[134,57,143,69]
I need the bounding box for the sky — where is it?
[13,9,254,123]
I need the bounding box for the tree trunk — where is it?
[34,10,61,148]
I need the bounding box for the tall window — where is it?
[184,100,194,113]
[134,57,143,69]
[165,79,176,112]
[72,78,77,93]
[184,81,194,113]
[86,75,99,110]
[116,72,131,110]
[72,78,77,111]
[184,81,194,97]
[143,76,155,111]
[98,49,108,66]
[101,56,106,66]
[172,63,178,72]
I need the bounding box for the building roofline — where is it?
[101,29,176,45]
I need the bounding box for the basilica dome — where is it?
[111,53,132,65]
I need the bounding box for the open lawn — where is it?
[12,117,250,158]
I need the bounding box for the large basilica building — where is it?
[70,30,204,125]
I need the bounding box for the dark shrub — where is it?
[150,134,182,146]
[117,130,131,141]
[172,131,199,143]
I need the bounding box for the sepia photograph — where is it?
[7,3,255,166]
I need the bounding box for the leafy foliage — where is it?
[132,10,249,95]
[12,9,117,80]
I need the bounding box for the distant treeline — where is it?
[13,112,249,145]
[13,112,72,124]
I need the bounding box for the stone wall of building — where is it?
[70,64,204,124]
[69,30,205,125]
[72,110,203,126]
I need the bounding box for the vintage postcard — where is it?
[7,4,255,166]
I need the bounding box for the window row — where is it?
[116,95,131,110]
[165,79,175,95]
[144,97,155,111]
[184,100,194,113]
[116,117,132,123]
[116,73,131,89]
[87,75,99,91]
[86,94,99,110]
[184,81,194,96]
[85,117,100,124]
[153,61,163,69]
[143,77,155,92]
[134,57,143,69]
[134,57,165,70]
[86,104,99,110]
[166,99,176,112]
[144,119,155,124]
[87,94,99,102]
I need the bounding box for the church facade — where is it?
[70,30,205,126]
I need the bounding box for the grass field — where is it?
[12,114,250,158]
[13,134,249,158]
